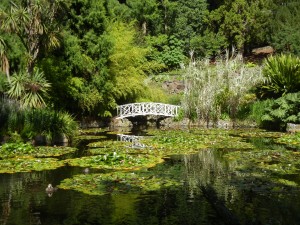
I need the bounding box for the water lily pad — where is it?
[34,146,77,157]
[59,163,183,195]
[75,135,107,140]
[0,143,77,159]
[64,152,163,170]
[0,157,65,173]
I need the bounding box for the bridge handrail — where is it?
[116,102,180,119]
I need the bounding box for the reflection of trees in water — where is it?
[183,149,240,205]
[0,172,56,225]
[182,148,300,225]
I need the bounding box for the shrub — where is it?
[261,92,300,130]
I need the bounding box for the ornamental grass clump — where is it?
[182,50,263,127]
[0,98,78,144]
[23,108,79,144]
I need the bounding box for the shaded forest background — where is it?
[0,0,299,119]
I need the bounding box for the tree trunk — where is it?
[142,21,147,35]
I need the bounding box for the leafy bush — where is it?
[260,54,300,98]
[261,92,300,130]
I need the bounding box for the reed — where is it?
[182,50,263,127]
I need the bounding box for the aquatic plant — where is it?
[276,132,300,147]
[0,157,64,173]
[64,152,162,171]
[59,163,184,195]
[0,143,77,159]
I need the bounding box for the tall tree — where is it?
[269,1,300,55]
[0,0,61,74]
[126,0,160,35]
[40,0,112,115]
[208,0,271,53]
[107,21,156,104]
[171,0,208,52]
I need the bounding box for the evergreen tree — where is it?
[269,1,300,55]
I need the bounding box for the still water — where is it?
[0,129,300,225]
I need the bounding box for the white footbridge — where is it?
[116,102,180,119]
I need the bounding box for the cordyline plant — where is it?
[182,50,263,127]
[7,69,51,108]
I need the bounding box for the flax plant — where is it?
[183,50,263,127]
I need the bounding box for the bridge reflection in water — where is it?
[117,134,147,148]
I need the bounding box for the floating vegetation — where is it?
[276,133,300,147]
[0,157,65,173]
[0,142,35,159]
[0,143,77,159]
[89,146,157,155]
[142,129,254,153]
[64,152,163,171]
[75,135,107,141]
[35,146,77,157]
[59,163,184,195]
[231,129,284,139]
[224,149,300,177]
[78,128,107,135]
[87,140,126,148]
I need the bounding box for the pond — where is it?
[0,128,300,225]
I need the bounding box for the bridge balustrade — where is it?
[116,102,180,119]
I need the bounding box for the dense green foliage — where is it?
[261,92,300,130]
[0,0,299,134]
[269,1,300,55]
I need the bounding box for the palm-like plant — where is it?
[0,0,61,74]
[7,69,51,108]
[262,54,300,97]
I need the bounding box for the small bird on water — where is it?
[45,184,57,197]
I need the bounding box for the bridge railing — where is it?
[116,102,180,119]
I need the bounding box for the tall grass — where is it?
[249,99,274,127]
[182,50,264,127]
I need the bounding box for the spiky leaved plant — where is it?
[261,54,300,98]
[6,69,51,108]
